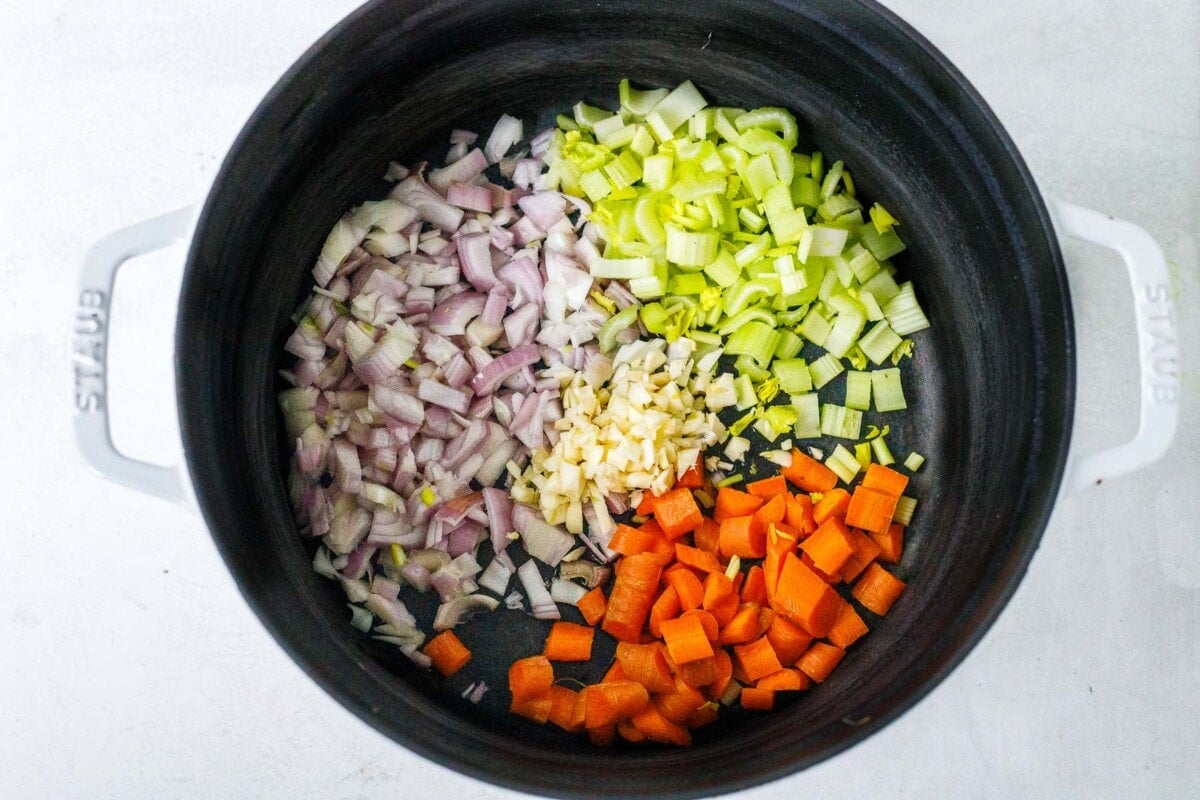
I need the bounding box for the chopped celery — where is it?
[573,101,612,129]
[717,308,775,337]
[858,221,906,260]
[668,272,710,295]
[603,150,643,188]
[844,371,872,410]
[734,374,757,410]
[820,403,863,439]
[722,279,773,316]
[870,434,895,465]
[744,154,778,199]
[756,377,781,404]
[597,305,639,353]
[791,393,821,439]
[810,151,824,182]
[717,473,745,488]
[844,344,869,371]
[823,308,866,358]
[872,368,906,412]
[808,353,844,389]
[904,451,925,471]
[733,355,771,383]
[734,107,799,149]
[619,77,667,116]
[861,269,901,303]
[579,169,614,201]
[818,192,862,222]
[592,113,626,141]
[799,307,832,346]
[882,282,931,335]
[858,289,885,322]
[646,80,709,140]
[859,320,904,365]
[725,320,780,366]
[854,442,872,469]
[820,160,845,200]
[773,330,803,360]
[642,153,674,191]
[809,225,849,257]
[734,234,772,268]
[774,358,812,394]
[869,202,899,234]
[704,250,742,287]
[629,125,656,156]
[666,225,720,266]
[729,410,756,436]
[893,495,917,525]
[753,417,782,443]
[817,266,839,301]
[591,256,657,280]
[791,175,821,209]
[847,244,881,283]
[825,444,861,484]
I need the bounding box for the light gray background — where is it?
[2,1,1197,798]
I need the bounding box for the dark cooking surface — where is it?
[177,1,1072,796]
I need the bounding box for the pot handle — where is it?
[1048,199,1179,493]
[72,207,195,505]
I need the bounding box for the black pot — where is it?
[177,0,1079,795]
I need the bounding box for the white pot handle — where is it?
[72,207,195,505]
[1048,199,1180,493]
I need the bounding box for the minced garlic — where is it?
[511,338,733,532]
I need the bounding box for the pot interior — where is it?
[178,0,1072,795]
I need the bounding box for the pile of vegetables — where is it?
[492,454,911,744]
[278,78,931,742]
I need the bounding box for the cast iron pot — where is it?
[73,0,1179,796]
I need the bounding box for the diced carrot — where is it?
[753,494,787,528]
[587,724,616,746]
[687,701,720,729]
[746,475,787,498]
[714,486,764,520]
[798,517,856,576]
[543,621,595,662]
[719,515,766,559]
[631,704,692,745]
[617,718,646,742]
[731,569,745,596]
[799,552,839,584]
[861,463,909,497]
[741,565,768,605]
[796,642,846,683]
[733,637,783,682]
[852,563,906,616]
[609,523,659,556]
[756,605,775,637]
[812,488,851,524]
[784,493,816,533]
[701,570,734,611]
[674,543,723,573]
[755,667,809,691]
[772,552,841,638]
[844,486,900,534]
[635,490,659,517]
[781,450,838,493]
[547,685,585,731]
[683,608,719,642]
[602,660,628,683]
[707,592,740,627]
[718,603,762,645]
[656,678,706,724]
[839,527,883,583]
[510,695,553,723]
[646,529,678,564]
[602,553,663,642]
[677,454,706,489]
[762,524,795,598]
[693,517,721,553]
[648,585,681,638]
[583,680,651,728]
[870,522,905,564]
[674,654,716,689]
[422,630,471,677]
[508,655,554,704]
[576,586,607,626]
[708,648,733,699]
[653,486,704,539]
[660,613,714,665]
[666,567,704,611]
[827,598,870,649]
[766,614,813,665]
[615,641,675,693]
[740,687,775,711]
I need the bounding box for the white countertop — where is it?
[3,1,1198,797]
